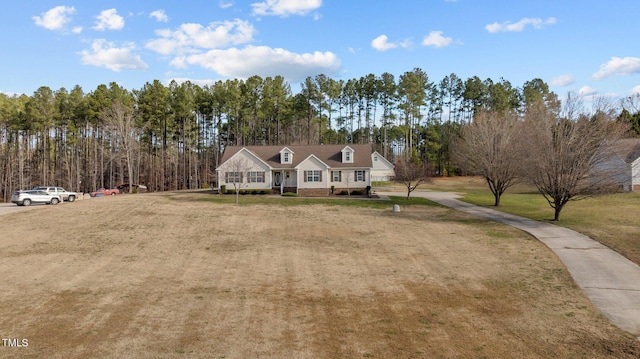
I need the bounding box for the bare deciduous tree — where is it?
[223,156,251,204]
[102,101,140,193]
[454,110,521,206]
[394,155,428,200]
[519,98,626,221]
[343,171,352,196]
[621,93,640,114]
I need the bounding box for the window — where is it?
[332,170,341,182]
[280,148,294,164]
[304,170,322,182]
[355,170,365,182]
[248,171,265,183]
[345,151,351,162]
[226,171,242,183]
[374,156,378,162]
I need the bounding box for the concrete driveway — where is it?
[379,190,640,336]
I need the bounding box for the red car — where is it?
[90,188,120,197]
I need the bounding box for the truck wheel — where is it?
[23,199,31,206]
[111,192,116,195]
[68,195,76,202]
[51,198,60,205]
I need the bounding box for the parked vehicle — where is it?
[33,186,78,202]
[11,190,62,206]
[91,188,120,197]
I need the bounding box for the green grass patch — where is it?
[428,177,640,265]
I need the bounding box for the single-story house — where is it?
[216,144,394,196]
[601,138,640,192]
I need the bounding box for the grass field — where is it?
[425,176,640,266]
[1,190,639,358]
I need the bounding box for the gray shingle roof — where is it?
[611,138,640,163]
[220,144,375,169]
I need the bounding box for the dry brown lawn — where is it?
[1,191,639,358]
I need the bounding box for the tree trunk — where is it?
[553,205,562,221]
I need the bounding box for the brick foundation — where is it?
[297,188,331,197]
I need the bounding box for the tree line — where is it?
[1,69,639,202]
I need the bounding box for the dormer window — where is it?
[341,146,354,163]
[279,147,294,164]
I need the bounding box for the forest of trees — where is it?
[1,68,639,202]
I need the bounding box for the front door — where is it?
[273,170,296,194]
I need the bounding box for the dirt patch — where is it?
[1,192,639,358]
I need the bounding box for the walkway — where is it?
[378,191,640,335]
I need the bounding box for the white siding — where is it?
[296,156,329,189]
[633,158,640,190]
[217,150,271,189]
[328,169,370,189]
[370,152,395,182]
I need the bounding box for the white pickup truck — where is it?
[33,186,79,202]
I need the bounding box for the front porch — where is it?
[272,170,297,194]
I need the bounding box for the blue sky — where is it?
[2,0,639,102]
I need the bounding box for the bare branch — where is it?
[519,99,626,220]
[454,110,521,206]
[394,155,428,200]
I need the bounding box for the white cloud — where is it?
[251,0,322,17]
[220,1,234,9]
[578,85,597,96]
[549,74,574,87]
[632,85,640,95]
[174,45,340,82]
[422,31,453,48]
[93,9,125,31]
[79,39,148,72]
[0,90,21,97]
[371,35,411,51]
[72,26,83,34]
[485,17,556,33]
[592,57,640,80]
[371,35,397,51]
[33,6,76,31]
[150,10,169,23]
[146,19,256,55]
[166,77,218,88]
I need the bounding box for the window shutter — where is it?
[319,171,322,182]
[339,171,342,182]
[304,171,307,182]
[354,170,358,182]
